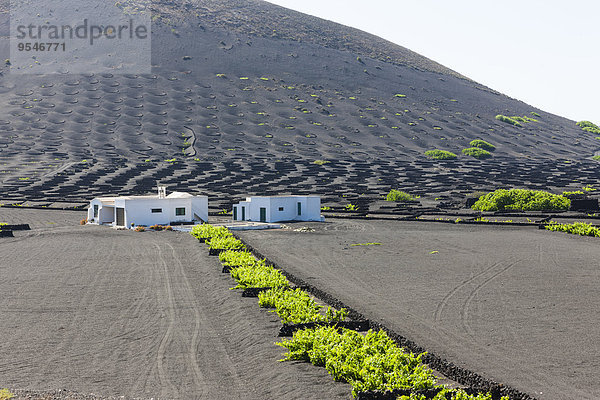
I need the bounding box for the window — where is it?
[278,207,284,211]
[297,202,302,216]
[175,207,186,216]
[93,204,98,218]
[151,208,163,213]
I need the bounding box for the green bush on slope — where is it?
[469,139,495,152]
[576,120,600,135]
[462,147,492,159]
[386,189,414,202]
[472,189,570,211]
[495,115,521,127]
[425,150,457,160]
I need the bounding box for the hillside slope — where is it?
[0,0,598,205]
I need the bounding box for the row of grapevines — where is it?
[191,224,231,239]
[258,287,347,324]
[545,221,600,237]
[219,250,261,267]
[230,262,291,289]
[277,326,436,397]
[207,235,246,250]
[203,227,348,325]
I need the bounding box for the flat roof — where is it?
[91,192,206,202]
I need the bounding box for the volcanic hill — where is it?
[0,0,598,209]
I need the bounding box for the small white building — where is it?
[232,195,323,223]
[87,187,208,228]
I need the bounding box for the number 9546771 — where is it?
[17,42,66,51]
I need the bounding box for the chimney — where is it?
[157,185,166,199]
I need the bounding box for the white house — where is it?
[87,187,208,228]
[232,195,323,223]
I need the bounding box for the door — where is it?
[233,207,237,221]
[241,206,246,221]
[259,207,266,222]
[116,207,125,226]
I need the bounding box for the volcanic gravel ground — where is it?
[0,208,350,400]
[237,219,600,400]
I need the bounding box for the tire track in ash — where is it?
[163,241,206,396]
[151,240,245,399]
[457,249,591,399]
[163,241,245,398]
[107,244,163,397]
[433,256,517,322]
[152,242,179,397]
[460,259,520,338]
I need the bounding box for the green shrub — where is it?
[230,262,290,289]
[191,224,231,240]
[386,189,414,202]
[259,287,346,324]
[472,189,570,211]
[0,389,14,400]
[545,222,600,237]
[277,326,436,396]
[495,115,521,127]
[424,150,457,160]
[582,127,600,134]
[577,121,600,134]
[577,121,600,130]
[462,147,492,159]
[531,112,541,118]
[593,155,600,161]
[219,250,260,267]
[469,139,495,152]
[207,236,246,250]
[512,115,538,123]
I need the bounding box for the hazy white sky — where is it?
[266,0,600,124]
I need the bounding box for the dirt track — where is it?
[237,219,600,400]
[0,209,350,399]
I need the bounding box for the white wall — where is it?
[87,199,115,224]
[232,196,322,223]
[99,205,115,224]
[233,201,251,221]
[191,197,209,222]
[141,198,187,227]
[269,197,298,222]
[305,196,322,221]
[87,200,99,222]
[250,197,271,222]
